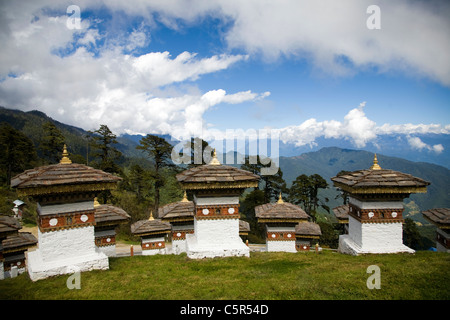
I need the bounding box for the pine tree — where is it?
[88,124,122,174]
[40,121,65,164]
[0,123,38,186]
[136,134,174,217]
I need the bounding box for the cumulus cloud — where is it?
[273,102,447,151]
[99,0,450,86]
[0,1,259,138]
[407,136,444,154]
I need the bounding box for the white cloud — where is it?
[273,102,447,151]
[407,136,444,154]
[100,0,450,86]
[0,2,257,138]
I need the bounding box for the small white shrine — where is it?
[331,155,430,255]
[176,151,259,259]
[11,146,122,281]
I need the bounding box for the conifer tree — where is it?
[40,121,65,164]
[136,134,174,217]
[0,123,37,186]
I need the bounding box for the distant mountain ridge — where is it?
[280,147,450,214]
[1,106,448,215]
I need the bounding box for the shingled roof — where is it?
[94,204,131,226]
[255,196,310,221]
[422,208,450,228]
[332,205,349,223]
[331,155,429,194]
[239,220,251,235]
[11,163,122,196]
[158,199,194,221]
[0,216,22,235]
[295,222,322,237]
[131,219,172,236]
[1,232,37,253]
[176,154,259,190]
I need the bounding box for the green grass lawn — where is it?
[1,251,449,300]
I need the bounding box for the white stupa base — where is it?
[97,245,117,257]
[266,240,297,253]
[26,249,109,282]
[171,239,187,254]
[338,235,415,255]
[185,234,250,259]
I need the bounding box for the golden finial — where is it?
[93,197,100,207]
[277,192,284,204]
[181,190,189,202]
[60,144,72,164]
[370,153,382,170]
[148,211,154,221]
[208,148,221,165]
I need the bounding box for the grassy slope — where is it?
[1,251,448,300]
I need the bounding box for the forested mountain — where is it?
[1,106,448,215]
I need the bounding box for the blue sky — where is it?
[0,0,449,153]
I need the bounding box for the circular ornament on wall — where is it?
[202,209,209,215]
[228,207,235,214]
[368,212,374,218]
[391,212,398,218]
[80,214,89,222]
[49,218,58,226]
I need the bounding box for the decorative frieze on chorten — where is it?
[93,198,131,257]
[0,215,37,280]
[422,208,450,252]
[11,145,122,281]
[176,150,259,259]
[255,194,310,252]
[159,191,195,254]
[331,154,430,255]
[131,214,172,255]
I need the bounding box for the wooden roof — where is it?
[158,200,194,220]
[239,220,251,234]
[0,216,22,234]
[255,201,310,221]
[331,169,429,194]
[422,208,450,228]
[1,232,37,253]
[130,219,172,236]
[94,204,131,226]
[11,163,122,196]
[295,222,322,237]
[332,205,349,222]
[176,164,259,190]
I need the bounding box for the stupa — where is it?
[422,208,449,252]
[131,214,172,255]
[255,194,310,252]
[331,154,430,255]
[176,150,259,258]
[93,198,131,257]
[11,145,122,281]
[0,215,37,279]
[159,191,194,254]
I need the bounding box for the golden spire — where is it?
[208,148,221,165]
[60,144,72,164]
[370,153,382,170]
[181,190,189,202]
[148,211,154,221]
[93,197,100,207]
[277,192,284,204]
